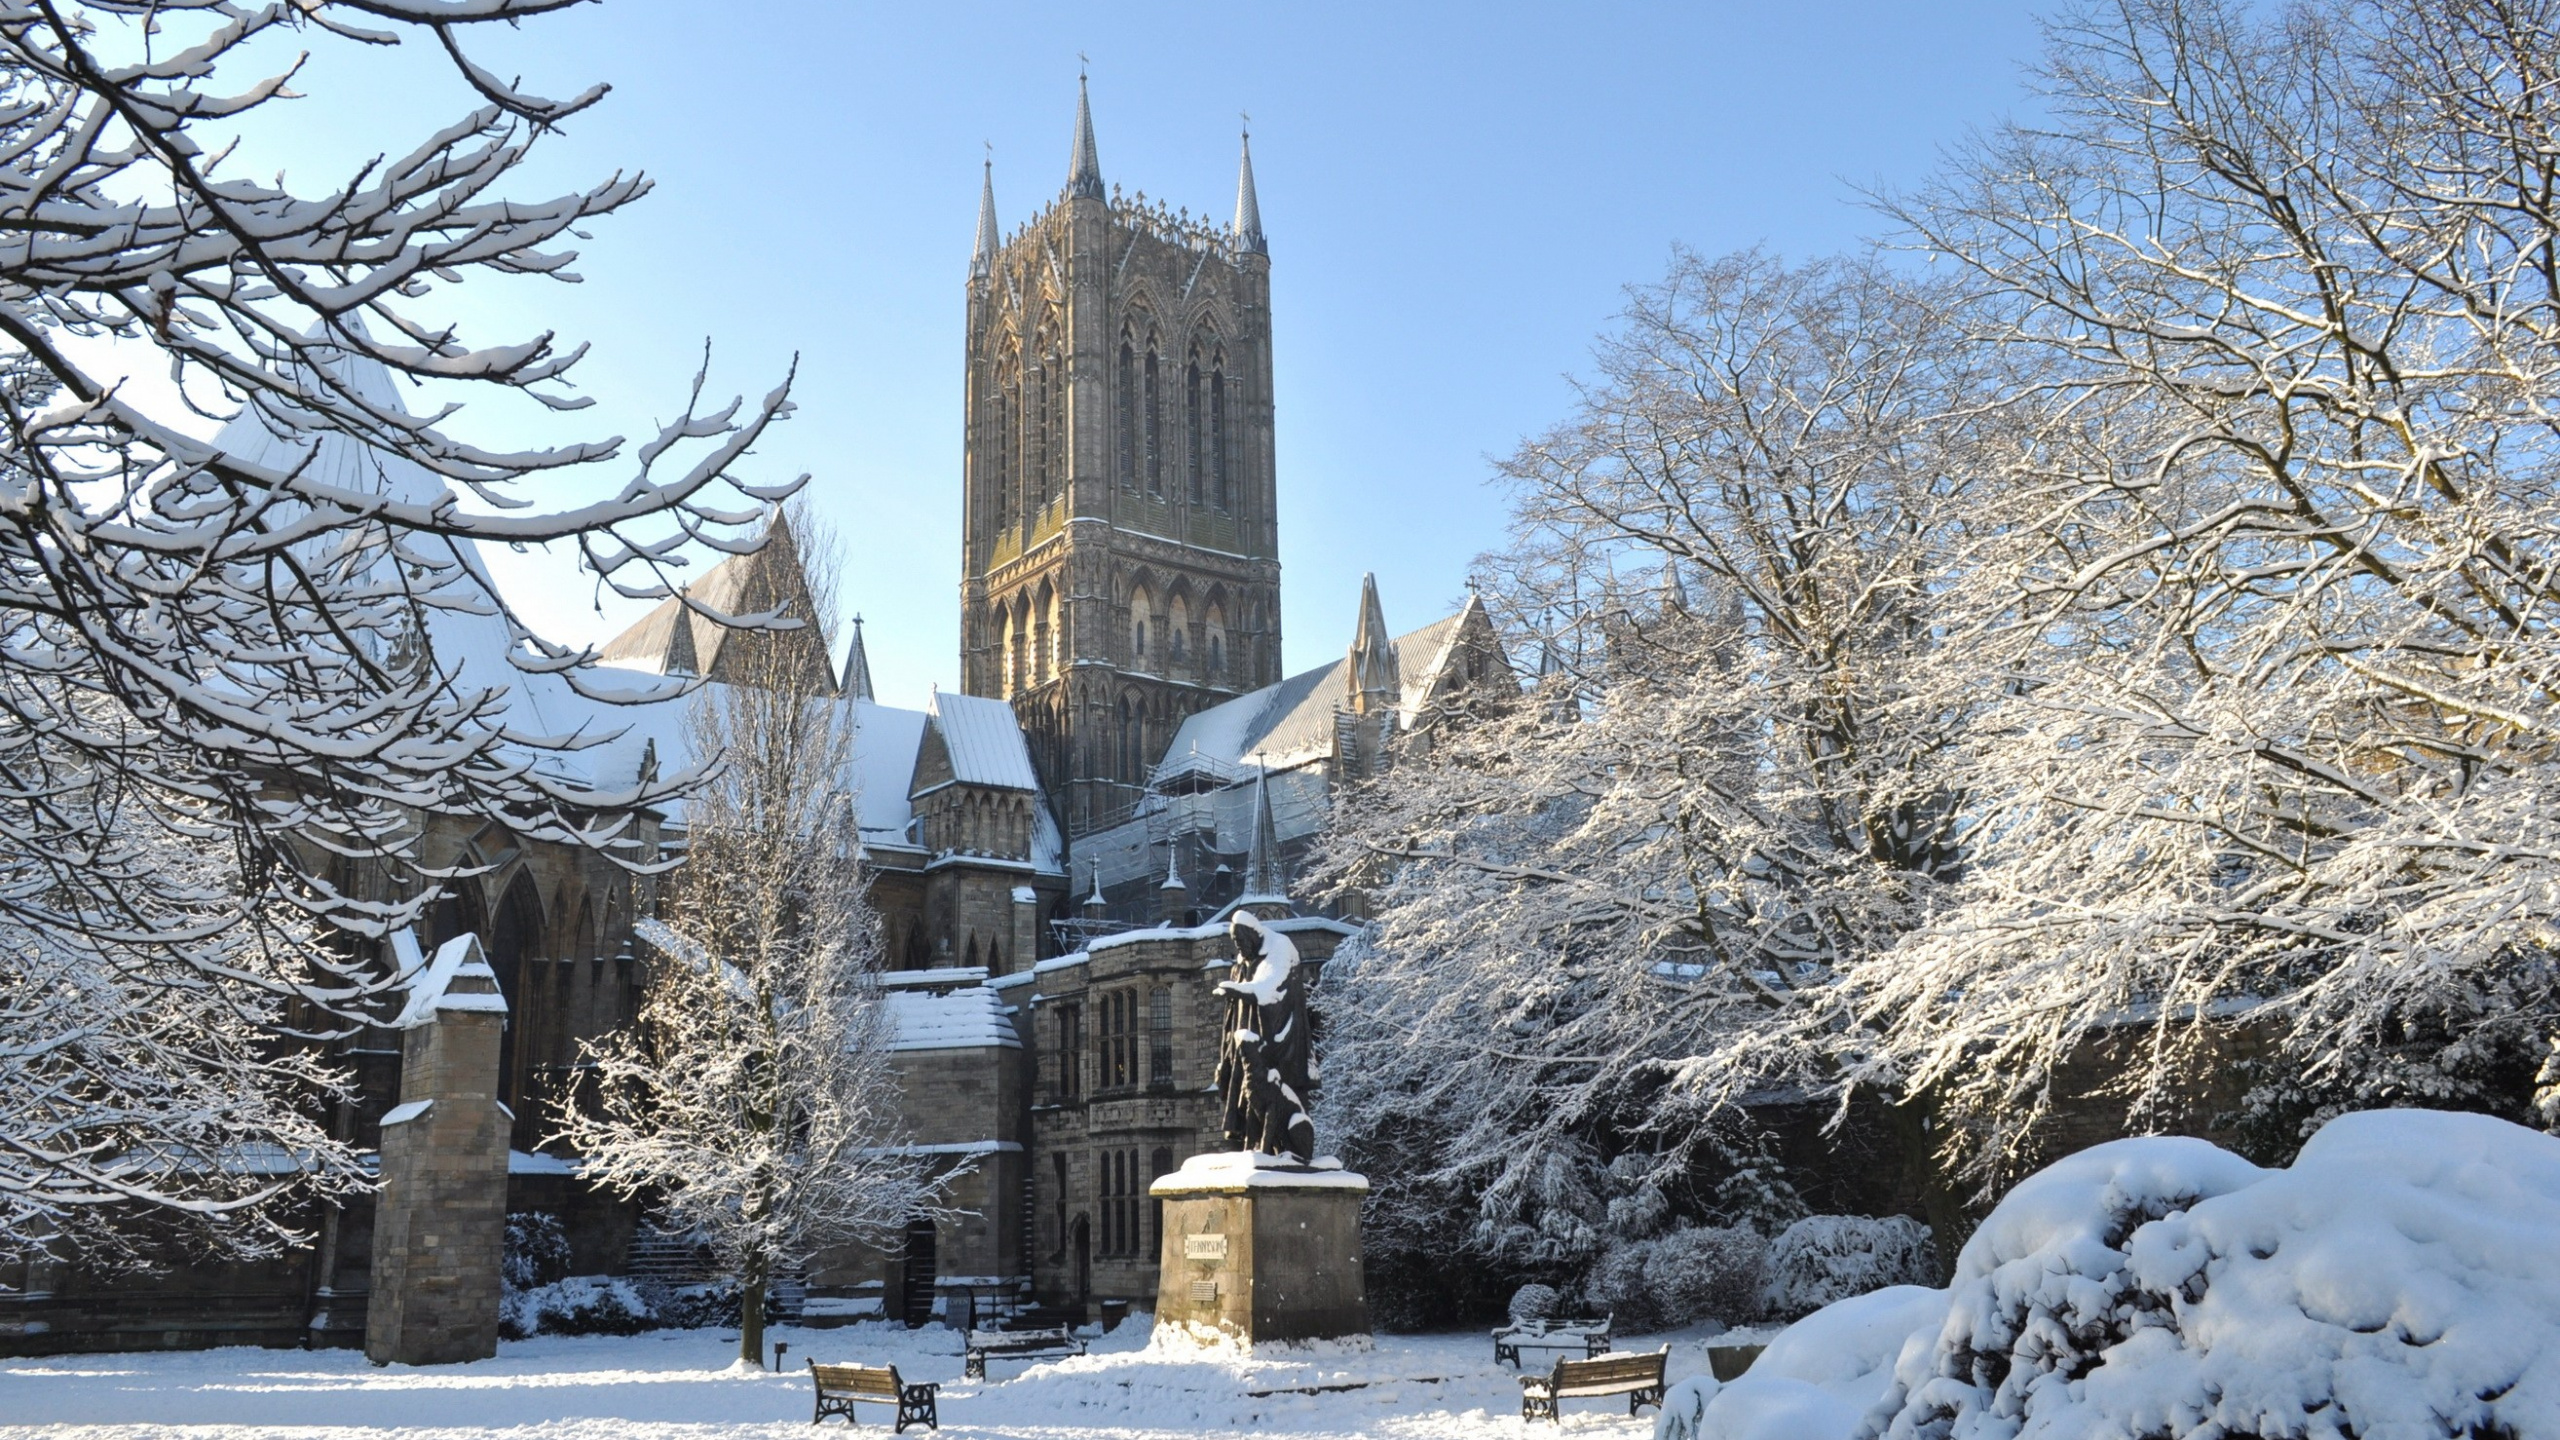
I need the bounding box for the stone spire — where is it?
[841,614,874,701]
[1662,559,1691,614]
[1083,858,1106,913]
[1232,126,1265,254]
[1346,571,1399,716]
[1239,765,1287,907]
[970,156,999,280]
[1068,73,1103,199]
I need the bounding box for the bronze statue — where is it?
[1215,912,1317,1163]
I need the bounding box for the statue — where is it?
[1214,911,1316,1163]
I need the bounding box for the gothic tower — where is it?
[960,81,1282,836]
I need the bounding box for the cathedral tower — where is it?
[960,82,1282,836]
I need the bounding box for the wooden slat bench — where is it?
[1519,1345,1669,1422]
[807,1360,938,1431]
[962,1326,1086,1380]
[1493,1314,1613,1366]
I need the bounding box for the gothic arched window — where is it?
[1032,586,1052,686]
[1143,341,1163,497]
[990,364,1013,535]
[1185,348,1205,505]
[1116,338,1137,489]
[1041,331,1066,512]
[1211,361,1231,512]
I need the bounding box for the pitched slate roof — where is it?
[926,689,1040,791]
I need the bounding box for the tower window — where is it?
[1185,355,1204,505]
[1212,365,1231,511]
[1117,340,1137,489]
[1144,345,1162,497]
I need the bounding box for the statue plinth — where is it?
[1150,1152,1369,1345]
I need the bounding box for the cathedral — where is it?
[0,85,1506,1353]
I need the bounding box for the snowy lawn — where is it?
[0,1318,1748,1439]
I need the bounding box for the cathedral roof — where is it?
[882,984,1020,1052]
[1160,601,1488,775]
[593,516,837,697]
[924,689,1041,792]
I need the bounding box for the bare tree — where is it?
[553,516,942,1369]
[0,2,798,1235]
[1311,251,2001,1276]
[1863,0,2560,1171]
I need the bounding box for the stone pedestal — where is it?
[366,933,511,1366]
[1150,1153,1368,1344]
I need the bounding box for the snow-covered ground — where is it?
[0,1318,1749,1439]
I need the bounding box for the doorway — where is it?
[898,1218,937,1328]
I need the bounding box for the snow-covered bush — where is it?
[1762,1214,1935,1319]
[1589,1224,1767,1332]
[1509,1283,1562,1323]
[1687,1110,2560,1440]
[1655,1283,1942,1440]
[499,1276,652,1340]
[503,1213,572,1294]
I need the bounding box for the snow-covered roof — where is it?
[926,690,1040,792]
[391,932,507,1029]
[206,338,1054,858]
[883,986,1020,1052]
[1161,609,1476,774]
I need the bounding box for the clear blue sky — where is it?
[228,1,2052,704]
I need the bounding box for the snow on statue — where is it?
[1216,912,1317,1163]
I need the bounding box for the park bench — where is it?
[1492,1313,1613,1366]
[1519,1345,1669,1422]
[807,1360,939,1432]
[962,1325,1087,1380]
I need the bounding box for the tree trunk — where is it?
[740,1251,768,1369]
[1884,1087,1971,1283]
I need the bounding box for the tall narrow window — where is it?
[991,383,1012,534]
[1116,341,1136,489]
[1185,354,1204,504]
[1057,1002,1082,1099]
[1149,988,1172,1084]
[1043,340,1066,510]
[1143,345,1162,496]
[1211,366,1231,511]
[1098,1150,1116,1255]
[1027,360,1047,529]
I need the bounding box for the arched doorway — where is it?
[898,1218,938,1328]
[484,871,543,1129]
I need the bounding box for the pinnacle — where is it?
[1233,127,1266,254]
[1068,74,1104,199]
[971,158,999,280]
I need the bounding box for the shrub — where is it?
[1508,1282,1561,1323]
[1585,1224,1767,1331]
[1762,1213,1937,1319]
[502,1212,572,1292]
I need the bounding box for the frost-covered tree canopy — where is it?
[0,0,797,1243]
[1316,0,2560,1296]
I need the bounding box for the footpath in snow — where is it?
[0,1318,1747,1439]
